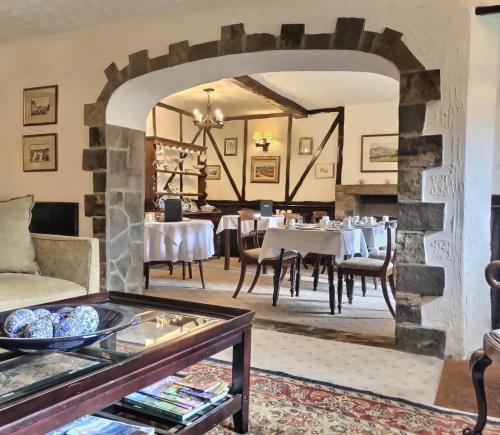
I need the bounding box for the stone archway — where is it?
[82,18,445,357]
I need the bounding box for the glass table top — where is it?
[0,302,223,406]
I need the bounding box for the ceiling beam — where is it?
[232,76,309,119]
[476,5,500,14]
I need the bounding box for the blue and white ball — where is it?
[24,318,54,338]
[70,305,99,334]
[56,306,74,317]
[33,308,51,319]
[4,309,37,337]
[54,317,81,337]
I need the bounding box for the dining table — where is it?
[216,214,285,270]
[258,224,369,314]
[143,219,214,289]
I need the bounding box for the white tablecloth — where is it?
[144,220,214,262]
[215,214,285,235]
[259,227,368,263]
[357,223,386,251]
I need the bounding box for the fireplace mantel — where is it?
[341,184,397,196]
[335,184,398,218]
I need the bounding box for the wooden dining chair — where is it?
[337,220,397,317]
[311,210,327,223]
[232,209,297,303]
[284,212,302,223]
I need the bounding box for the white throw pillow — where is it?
[0,196,39,274]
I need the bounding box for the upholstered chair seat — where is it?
[339,257,393,271]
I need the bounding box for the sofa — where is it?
[0,233,100,311]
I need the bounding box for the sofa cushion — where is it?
[0,196,38,274]
[0,274,87,312]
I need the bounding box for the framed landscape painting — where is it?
[315,163,335,179]
[251,156,280,183]
[206,165,221,180]
[22,133,58,172]
[23,85,58,126]
[361,134,398,173]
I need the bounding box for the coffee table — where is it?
[0,292,253,434]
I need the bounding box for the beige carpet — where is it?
[146,257,395,341]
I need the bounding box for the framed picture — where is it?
[315,163,335,179]
[23,85,58,126]
[299,137,313,155]
[22,133,58,172]
[250,156,280,183]
[361,134,398,173]
[224,138,238,156]
[206,165,221,180]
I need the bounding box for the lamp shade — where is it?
[263,131,273,141]
[253,131,263,141]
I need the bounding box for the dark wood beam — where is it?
[225,113,289,121]
[156,102,193,118]
[476,5,500,14]
[152,106,157,136]
[206,130,243,201]
[336,108,345,185]
[289,113,341,201]
[284,115,293,202]
[307,107,344,115]
[242,120,248,200]
[232,76,308,119]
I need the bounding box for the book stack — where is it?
[123,374,229,423]
[48,414,154,434]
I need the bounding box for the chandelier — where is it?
[193,88,224,130]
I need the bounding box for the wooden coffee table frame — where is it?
[0,292,253,435]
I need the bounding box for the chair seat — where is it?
[242,248,296,264]
[368,248,394,260]
[338,257,393,271]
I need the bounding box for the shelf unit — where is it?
[155,169,206,177]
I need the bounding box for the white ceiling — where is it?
[0,0,195,41]
[162,71,399,116]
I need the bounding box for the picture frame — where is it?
[298,137,313,155]
[360,134,398,173]
[22,133,58,172]
[250,156,280,183]
[315,163,335,179]
[206,165,221,180]
[23,85,58,126]
[224,137,238,156]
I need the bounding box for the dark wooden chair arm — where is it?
[486,260,500,290]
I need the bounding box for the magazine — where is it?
[47,415,154,434]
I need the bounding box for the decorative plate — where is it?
[0,304,134,352]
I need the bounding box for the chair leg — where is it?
[337,272,343,314]
[247,264,261,293]
[321,262,327,275]
[326,256,335,315]
[313,254,321,291]
[289,261,296,297]
[188,262,193,279]
[388,274,396,298]
[232,263,247,298]
[380,275,395,318]
[263,265,268,274]
[373,277,378,289]
[144,262,150,289]
[295,255,301,297]
[347,276,354,304]
[361,276,366,297]
[280,265,288,282]
[272,249,284,306]
[198,260,206,289]
[182,261,186,280]
[302,257,308,270]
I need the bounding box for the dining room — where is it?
[142,70,400,349]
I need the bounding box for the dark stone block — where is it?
[92,217,106,237]
[280,24,305,49]
[400,69,441,105]
[128,50,150,78]
[358,31,377,52]
[245,33,277,52]
[395,324,446,357]
[398,168,423,201]
[221,23,245,55]
[149,55,169,71]
[399,104,426,135]
[398,202,445,231]
[93,172,106,193]
[125,192,143,224]
[399,135,443,169]
[84,193,105,217]
[97,82,114,103]
[190,41,219,61]
[333,17,365,50]
[119,65,131,83]
[397,230,426,263]
[108,191,124,207]
[84,102,106,127]
[397,263,445,296]
[99,261,106,290]
[82,148,106,171]
[304,33,331,49]
[396,297,422,324]
[370,27,402,58]
[168,41,190,66]
[99,239,106,263]
[104,62,122,89]
[89,127,106,147]
[390,41,425,73]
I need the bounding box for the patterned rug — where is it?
[182,360,500,435]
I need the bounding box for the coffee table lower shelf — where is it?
[99,394,241,434]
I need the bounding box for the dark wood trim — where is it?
[156,102,193,118]
[289,113,341,201]
[242,120,248,200]
[336,107,345,185]
[206,130,243,201]
[152,106,157,136]
[179,114,184,192]
[284,115,293,201]
[225,113,288,121]
[146,135,205,153]
[232,76,308,119]
[476,5,500,15]
[307,107,343,115]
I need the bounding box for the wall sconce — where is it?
[253,131,273,152]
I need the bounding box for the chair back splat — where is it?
[312,211,327,223]
[237,209,261,254]
[382,220,397,272]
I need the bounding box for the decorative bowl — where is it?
[0,303,134,352]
